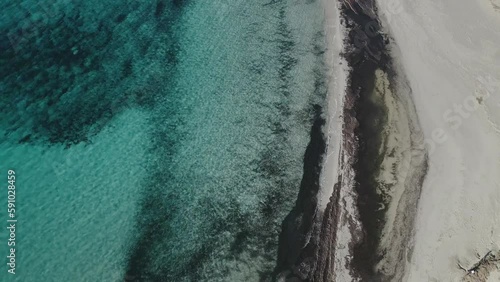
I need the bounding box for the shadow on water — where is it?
[274,104,327,281]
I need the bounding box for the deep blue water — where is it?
[0,1,327,281]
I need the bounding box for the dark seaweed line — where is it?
[340,1,400,281]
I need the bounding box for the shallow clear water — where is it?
[0,0,326,281]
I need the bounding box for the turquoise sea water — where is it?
[0,1,327,281]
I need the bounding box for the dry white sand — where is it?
[487,269,500,282]
[376,0,500,281]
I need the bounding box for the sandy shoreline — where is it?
[318,0,428,280]
[279,0,499,280]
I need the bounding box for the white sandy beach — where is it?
[376,0,500,281]
[319,0,500,281]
